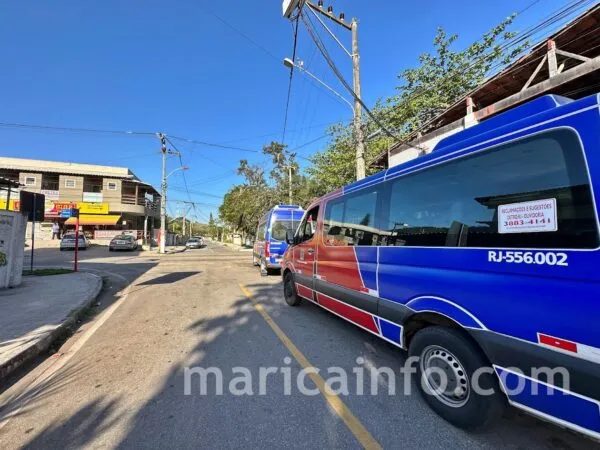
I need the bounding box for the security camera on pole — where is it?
[282,0,365,180]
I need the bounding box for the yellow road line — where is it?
[239,284,382,450]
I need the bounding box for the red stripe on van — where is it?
[296,283,314,301]
[539,334,578,353]
[317,293,378,334]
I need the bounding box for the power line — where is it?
[168,186,224,199]
[0,121,154,137]
[300,9,425,152]
[202,7,280,62]
[167,134,260,153]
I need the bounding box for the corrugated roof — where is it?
[0,157,134,178]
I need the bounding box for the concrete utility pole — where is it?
[159,133,167,254]
[288,164,293,204]
[285,1,365,180]
[351,18,365,180]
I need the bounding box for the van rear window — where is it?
[271,220,299,241]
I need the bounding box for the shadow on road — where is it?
[137,272,201,285]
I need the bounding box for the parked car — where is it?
[253,204,304,275]
[185,237,204,249]
[281,94,600,438]
[60,232,89,251]
[109,234,138,251]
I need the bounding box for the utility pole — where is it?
[182,209,186,237]
[158,133,167,254]
[285,1,365,180]
[288,164,293,204]
[351,18,365,180]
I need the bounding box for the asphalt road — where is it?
[0,241,594,449]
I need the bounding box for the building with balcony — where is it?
[0,156,160,240]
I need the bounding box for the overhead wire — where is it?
[300,8,426,152]
[367,0,596,132]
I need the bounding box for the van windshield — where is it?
[271,220,299,241]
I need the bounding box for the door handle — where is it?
[307,249,314,255]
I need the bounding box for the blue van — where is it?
[282,94,600,439]
[253,205,305,274]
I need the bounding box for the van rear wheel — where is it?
[408,326,505,430]
[283,272,302,306]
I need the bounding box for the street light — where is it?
[167,165,188,179]
[283,57,353,111]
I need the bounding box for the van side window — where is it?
[297,206,319,244]
[256,223,266,240]
[383,129,598,249]
[324,188,379,246]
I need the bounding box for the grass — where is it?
[23,268,74,276]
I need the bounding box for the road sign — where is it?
[19,191,45,222]
[60,208,79,218]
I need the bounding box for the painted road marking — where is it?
[239,284,382,450]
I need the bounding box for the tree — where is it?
[208,213,217,238]
[307,15,526,190]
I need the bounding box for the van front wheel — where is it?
[408,326,505,430]
[283,272,302,306]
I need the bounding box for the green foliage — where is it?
[385,15,526,134]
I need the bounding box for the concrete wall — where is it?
[102,178,122,205]
[58,175,84,202]
[389,115,478,167]
[19,172,42,193]
[0,211,26,288]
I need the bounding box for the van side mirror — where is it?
[286,229,295,245]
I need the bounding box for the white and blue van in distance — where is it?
[253,204,305,274]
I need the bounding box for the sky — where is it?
[0,0,589,222]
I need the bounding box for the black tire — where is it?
[283,272,302,306]
[408,326,506,430]
[109,248,114,252]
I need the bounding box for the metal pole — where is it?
[351,18,365,180]
[288,165,293,204]
[159,133,167,254]
[74,213,79,272]
[5,186,11,210]
[144,214,148,245]
[30,194,36,272]
[182,210,186,237]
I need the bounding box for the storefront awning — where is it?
[65,214,121,226]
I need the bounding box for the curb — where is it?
[0,274,104,381]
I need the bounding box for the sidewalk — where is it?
[0,272,103,380]
[221,242,253,252]
[145,245,187,255]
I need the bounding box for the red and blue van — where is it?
[281,94,600,438]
